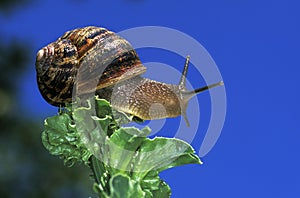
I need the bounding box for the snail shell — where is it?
[36,26,146,106]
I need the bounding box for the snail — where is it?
[36,26,223,126]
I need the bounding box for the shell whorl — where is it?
[35,26,146,106]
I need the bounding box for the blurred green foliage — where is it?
[0,0,32,14]
[0,1,95,197]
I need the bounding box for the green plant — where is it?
[42,97,201,198]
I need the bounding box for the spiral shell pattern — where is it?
[35,26,146,106]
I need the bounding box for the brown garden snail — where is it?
[36,26,223,125]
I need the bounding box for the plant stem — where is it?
[90,156,110,197]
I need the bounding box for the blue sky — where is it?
[1,0,300,197]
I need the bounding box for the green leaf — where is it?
[95,97,113,119]
[106,127,151,173]
[42,113,91,166]
[41,97,202,198]
[90,156,111,195]
[140,171,171,198]
[110,127,151,151]
[132,137,202,180]
[151,179,171,198]
[73,99,109,139]
[140,171,162,190]
[109,174,145,198]
[72,99,112,162]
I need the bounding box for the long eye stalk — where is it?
[178,55,224,126]
[187,81,224,95]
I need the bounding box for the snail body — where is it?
[36,26,222,125]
